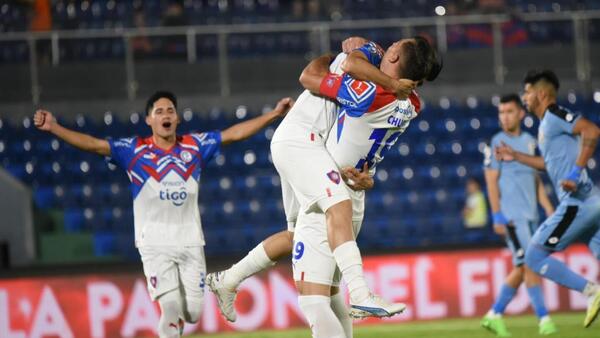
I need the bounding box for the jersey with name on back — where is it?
[108,132,221,247]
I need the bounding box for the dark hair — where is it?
[499,93,523,108]
[402,36,443,82]
[523,69,559,90]
[145,90,177,115]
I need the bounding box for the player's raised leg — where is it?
[207,178,299,322]
[206,230,289,321]
[524,197,600,328]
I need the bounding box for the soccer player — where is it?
[33,92,293,338]
[495,69,600,328]
[208,37,440,333]
[481,93,557,336]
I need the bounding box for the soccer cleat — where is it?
[538,317,558,335]
[206,270,238,322]
[348,294,406,319]
[481,313,511,337]
[584,289,600,328]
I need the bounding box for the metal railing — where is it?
[1,10,599,104]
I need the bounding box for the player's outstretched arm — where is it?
[495,141,545,170]
[220,97,294,145]
[536,175,554,217]
[341,46,415,99]
[484,168,506,235]
[33,109,110,156]
[561,117,600,192]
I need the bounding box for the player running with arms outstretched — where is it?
[33,92,293,338]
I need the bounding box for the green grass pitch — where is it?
[189,312,598,338]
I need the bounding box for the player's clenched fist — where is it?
[33,109,56,131]
[272,97,294,117]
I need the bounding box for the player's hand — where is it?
[391,79,417,100]
[342,36,371,53]
[560,165,582,192]
[341,162,374,191]
[493,224,506,235]
[33,109,56,132]
[560,179,578,192]
[271,97,294,118]
[495,142,515,161]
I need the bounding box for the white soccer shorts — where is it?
[292,211,363,287]
[138,245,206,302]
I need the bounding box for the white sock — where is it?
[224,243,275,290]
[330,292,352,338]
[333,241,370,303]
[157,290,182,338]
[539,315,551,324]
[298,295,346,338]
[583,282,599,298]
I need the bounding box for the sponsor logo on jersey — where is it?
[326,170,341,184]
[180,150,193,163]
[336,97,358,108]
[159,187,188,206]
[143,153,157,160]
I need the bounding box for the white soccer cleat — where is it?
[584,289,600,328]
[206,270,238,322]
[349,294,406,319]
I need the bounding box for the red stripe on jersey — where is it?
[409,91,422,114]
[319,73,343,99]
[301,272,305,281]
[326,188,332,197]
[310,133,315,141]
[367,86,396,113]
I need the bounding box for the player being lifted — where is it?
[33,93,293,338]
[481,94,557,337]
[208,36,441,333]
[495,70,600,328]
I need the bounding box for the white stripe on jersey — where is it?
[180,143,199,152]
[129,169,143,183]
[135,144,148,154]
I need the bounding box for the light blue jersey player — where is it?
[496,70,600,328]
[481,94,557,336]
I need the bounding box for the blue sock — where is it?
[525,245,587,292]
[492,284,517,314]
[526,285,548,318]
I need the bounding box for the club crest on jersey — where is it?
[180,150,193,163]
[150,276,157,288]
[143,153,156,160]
[326,170,341,184]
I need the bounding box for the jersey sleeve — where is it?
[483,137,499,170]
[107,137,137,169]
[354,41,384,67]
[190,131,222,167]
[548,105,581,135]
